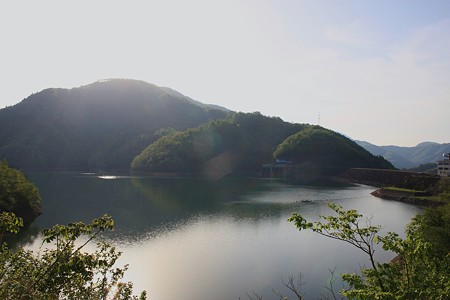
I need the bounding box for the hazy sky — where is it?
[1,0,449,146]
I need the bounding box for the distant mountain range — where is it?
[355,140,450,169]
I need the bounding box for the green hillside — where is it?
[132,114,392,177]
[132,112,306,176]
[274,126,394,172]
[0,79,227,170]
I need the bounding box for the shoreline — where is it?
[370,188,445,207]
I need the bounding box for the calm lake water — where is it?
[25,172,422,300]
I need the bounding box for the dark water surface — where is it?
[26,172,422,300]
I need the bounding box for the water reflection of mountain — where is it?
[25,172,370,243]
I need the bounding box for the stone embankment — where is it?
[335,168,440,190]
[335,168,444,206]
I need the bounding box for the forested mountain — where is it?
[356,140,450,169]
[132,113,392,177]
[0,79,227,170]
[1,79,393,174]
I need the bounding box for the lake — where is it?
[25,172,422,300]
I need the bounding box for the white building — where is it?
[437,153,450,177]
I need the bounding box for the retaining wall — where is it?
[336,168,440,190]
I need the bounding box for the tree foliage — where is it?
[413,204,450,256]
[0,161,41,225]
[288,203,450,299]
[0,212,146,300]
[413,180,450,255]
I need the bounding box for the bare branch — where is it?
[246,291,264,300]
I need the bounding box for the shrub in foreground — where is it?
[0,212,146,300]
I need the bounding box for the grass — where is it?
[381,178,450,205]
[384,186,424,193]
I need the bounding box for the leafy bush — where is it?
[289,203,450,299]
[0,212,146,300]
[0,161,41,224]
[413,204,450,256]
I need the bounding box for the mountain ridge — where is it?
[356,140,450,169]
[0,78,402,174]
[0,79,228,170]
